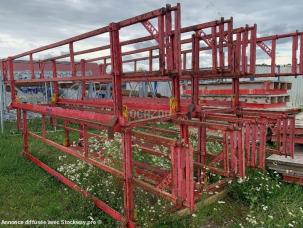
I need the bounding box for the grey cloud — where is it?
[0,0,302,58]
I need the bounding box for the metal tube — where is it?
[24,152,126,224]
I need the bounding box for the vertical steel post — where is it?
[39,61,45,79]
[244,123,251,166]
[292,34,298,75]
[17,108,22,132]
[44,82,48,103]
[172,139,194,210]
[229,131,236,173]
[271,39,276,75]
[83,124,88,157]
[192,34,199,105]
[227,18,233,69]
[251,124,257,167]
[69,42,76,77]
[165,5,172,72]
[223,131,229,175]
[242,26,248,74]
[171,145,178,198]
[289,116,295,158]
[177,145,184,202]
[282,118,287,155]
[81,59,86,100]
[180,124,189,144]
[109,23,123,117]
[149,50,153,72]
[1,61,7,82]
[232,78,240,111]
[249,25,257,75]
[51,60,58,133]
[182,53,186,70]
[22,110,28,155]
[197,114,207,182]
[100,58,107,75]
[158,14,165,74]
[219,18,225,69]
[235,31,241,75]
[233,29,241,112]
[185,145,194,211]
[122,129,135,228]
[237,127,245,177]
[211,25,217,73]
[172,3,181,111]
[52,60,59,97]
[8,58,16,103]
[29,54,35,79]
[258,122,266,169]
[63,120,70,147]
[276,119,282,155]
[104,59,107,71]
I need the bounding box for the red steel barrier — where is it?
[1,3,303,227]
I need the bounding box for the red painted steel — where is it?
[2,3,303,226]
[24,152,127,223]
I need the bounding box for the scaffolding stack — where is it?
[1,3,303,227]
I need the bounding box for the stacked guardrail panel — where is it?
[1,3,303,227]
[183,80,292,108]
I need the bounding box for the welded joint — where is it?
[109,22,120,31]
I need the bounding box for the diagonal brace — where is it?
[141,20,159,44]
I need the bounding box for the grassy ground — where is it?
[0,125,104,224]
[0,120,303,227]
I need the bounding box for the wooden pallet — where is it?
[267,146,303,185]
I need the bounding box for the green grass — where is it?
[0,137,101,223]
[0,122,117,227]
[0,120,303,227]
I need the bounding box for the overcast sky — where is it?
[0,0,302,64]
